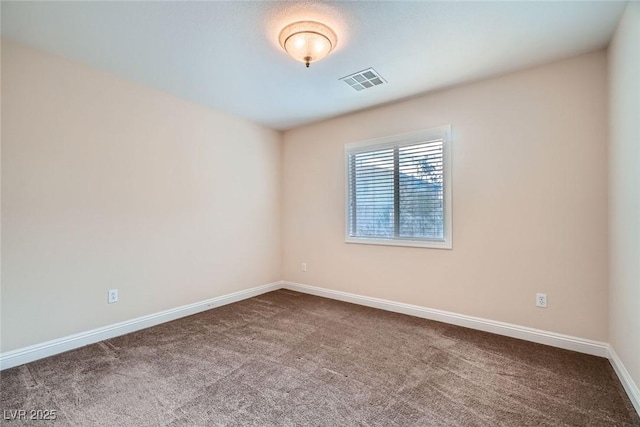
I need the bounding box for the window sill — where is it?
[345,237,452,250]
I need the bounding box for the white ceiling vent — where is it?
[340,68,386,91]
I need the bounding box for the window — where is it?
[345,126,452,249]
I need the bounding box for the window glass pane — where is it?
[399,141,444,239]
[350,148,394,238]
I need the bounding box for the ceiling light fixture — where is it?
[278,21,337,68]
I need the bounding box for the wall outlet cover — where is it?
[536,293,547,308]
[108,289,119,304]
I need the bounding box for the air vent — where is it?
[340,68,386,91]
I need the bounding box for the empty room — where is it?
[1,1,639,425]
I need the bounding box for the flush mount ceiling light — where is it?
[278,21,337,68]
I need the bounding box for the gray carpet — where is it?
[1,290,638,426]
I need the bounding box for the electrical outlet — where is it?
[108,289,118,304]
[536,293,547,308]
[301,263,307,272]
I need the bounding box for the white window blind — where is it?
[345,127,452,249]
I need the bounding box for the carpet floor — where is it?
[1,290,638,426]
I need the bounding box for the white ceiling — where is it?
[1,1,627,130]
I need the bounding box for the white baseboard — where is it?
[0,281,282,371]
[281,281,610,358]
[608,346,640,415]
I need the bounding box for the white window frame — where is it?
[344,126,452,249]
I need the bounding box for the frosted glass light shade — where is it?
[278,21,337,67]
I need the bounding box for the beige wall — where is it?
[608,2,640,392]
[282,51,609,341]
[1,41,282,352]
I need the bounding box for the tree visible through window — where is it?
[345,127,451,249]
